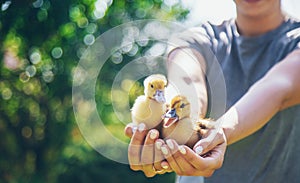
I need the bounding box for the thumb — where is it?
[193,128,226,155]
[193,137,213,156]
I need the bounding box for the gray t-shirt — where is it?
[173,17,300,183]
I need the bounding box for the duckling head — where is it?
[144,74,167,103]
[163,95,190,128]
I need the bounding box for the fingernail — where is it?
[155,141,162,150]
[150,130,158,140]
[195,146,203,155]
[179,146,186,155]
[161,146,168,155]
[132,126,138,134]
[138,123,146,132]
[166,139,174,150]
[162,164,169,169]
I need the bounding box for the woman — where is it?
[125,0,300,182]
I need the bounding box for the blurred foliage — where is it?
[0,0,189,182]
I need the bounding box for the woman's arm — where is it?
[221,49,300,145]
[162,49,300,177]
[167,47,208,118]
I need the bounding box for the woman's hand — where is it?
[160,127,227,177]
[124,123,173,177]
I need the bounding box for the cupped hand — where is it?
[124,123,173,177]
[160,127,227,177]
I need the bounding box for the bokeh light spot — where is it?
[83,34,95,45]
[25,65,37,77]
[93,9,105,19]
[135,8,146,18]
[77,17,89,28]
[29,51,41,64]
[121,79,135,92]
[73,66,87,86]
[42,70,54,83]
[86,23,97,34]
[1,1,11,11]
[145,42,166,56]
[2,88,12,100]
[111,51,123,64]
[51,47,63,59]
[22,126,33,138]
[19,72,30,83]
[127,43,139,57]
[32,0,43,8]
[37,9,48,21]
[35,126,45,140]
[121,42,133,54]
[94,0,107,19]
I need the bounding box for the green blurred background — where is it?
[0,0,189,182]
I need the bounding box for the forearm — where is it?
[220,78,289,145]
[220,50,300,145]
[167,48,208,118]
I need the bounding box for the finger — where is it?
[193,128,225,155]
[161,161,173,173]
[200,142,226,169]
[165,139,195,175]
[154,140,172,173]
[185,143,225,171]
[160,143,182,175]
[124,123,136,138]
[174,146,214,177]
[153,139,165,170]
[153,144,216,177]
[141,129,159,177]
[128,123,147,171]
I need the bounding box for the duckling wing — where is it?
[131,96,151,120]
[131,96,165,129]
[193,118,215,140]
[194,118,215,130]
[162,118,199,147]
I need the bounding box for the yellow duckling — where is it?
[162,95,213,148]
[131,74,167,130]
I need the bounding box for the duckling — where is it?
[162,95,214,148]
[131,74,167,130]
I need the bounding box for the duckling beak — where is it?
[154,90,166,103]
[163,108,179,128]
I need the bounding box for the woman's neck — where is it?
[236,10,285,37]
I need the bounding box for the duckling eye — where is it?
[180,103,185,108]
[150,84,154,88]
